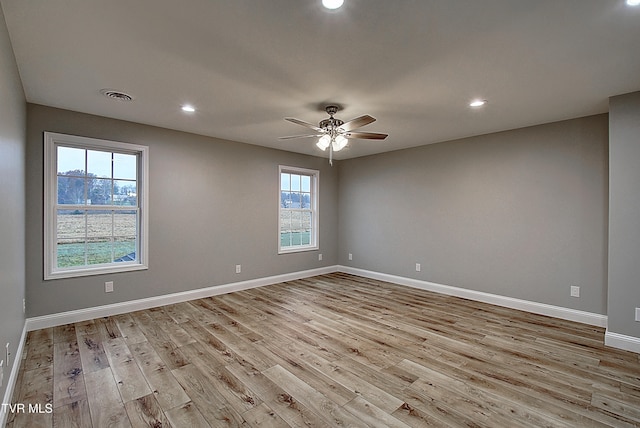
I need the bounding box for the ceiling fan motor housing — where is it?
[320,105,343,131]
[319,117,344,130]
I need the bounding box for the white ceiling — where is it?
[2,0,639,160]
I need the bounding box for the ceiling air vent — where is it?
[100,89,134,102]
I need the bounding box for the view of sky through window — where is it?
[57,147,137,179]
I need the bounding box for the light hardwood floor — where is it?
[5,273,640,427]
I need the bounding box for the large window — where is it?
[44,132,149,280]
[279,166,319,253]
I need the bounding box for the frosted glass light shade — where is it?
[333,135,348,151]
[316,135,331,150]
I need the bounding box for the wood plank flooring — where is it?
[5,273,640,427]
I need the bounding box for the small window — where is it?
[44,132,149,280]
[279,166,319,253]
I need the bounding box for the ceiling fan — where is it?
[280,105,388,164]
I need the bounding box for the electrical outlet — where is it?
[105,281,114,293]
[23,298,26,314]
[235,264,242,274]
[415,263,421,272]
[318,253,323,261]
[5,343,10,365]
[570,285,580,298]
[635,308,640,322]
[348,253,353,261]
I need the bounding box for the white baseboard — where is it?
[338,266,608,328]
[22,264,626,350]
[25,265,339,331]
[1,324,28,428]
[605,331,640,354]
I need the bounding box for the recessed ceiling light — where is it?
[322,0,344,10]
[469,99,487,108]
[627,0,640,6]
[181,104,196,113]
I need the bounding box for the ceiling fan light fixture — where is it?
[317,135,331,150]
[281,104,387,164]
[333,135,348,151]
[322,0,344,10]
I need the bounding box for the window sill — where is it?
[45,263,148,280]
[278,245,319,255]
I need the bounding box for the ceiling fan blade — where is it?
[339,115,376,132]
[345,131,388,140]
[278,134,321,140]
[284,117,323,132]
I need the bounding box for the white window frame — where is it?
[278,165,319,254]
[44,132,149,280]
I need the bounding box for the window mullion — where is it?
[111,209,115,263]
[84,149,88,205]
[83,209,88,266]
[111,152,115,206]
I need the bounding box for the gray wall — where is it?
[25,104,338,317]
[338,114,609,314]
[0,2,26,403]
[608,91,640,338]
[11,64,640,353]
